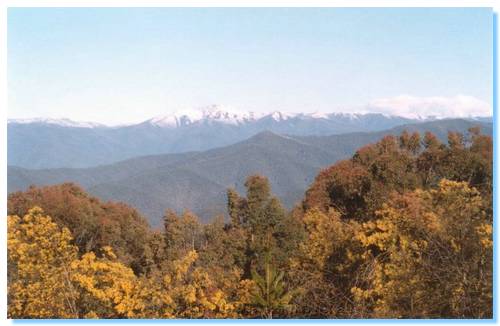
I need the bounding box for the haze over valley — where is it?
[8,113,492,226]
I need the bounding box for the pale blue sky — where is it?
[8,8,493,125]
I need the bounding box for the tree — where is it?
[289,208,364,317]
[71,247,143,318]
[304,160,372,219]
[198,215,246,271]
[8,183,154,275]
[163,209,183,260]
[8,207,79,318]
[303,129,492,224]
[8,127,492,319]
[163,209,202,261]
[136,250,248,318]
[398,130,421,155]
[227,175,300,273]
[250,257,296,319]
[353,180,492,318]
[417,132,445,188]
[227,188,243,226]
[408,132,422,155]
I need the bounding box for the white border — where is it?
[0,1,497,326]
[0,0,498,7]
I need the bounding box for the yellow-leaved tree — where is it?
[70,247,144,318]
[8,207,79,318]
[135,250,254,318]
[353,180,492,318]
[8,207,255,319]
[289,208,364,317]
[8,207,144,318]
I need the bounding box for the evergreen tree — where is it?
[251,256,296,318]
[228,175,300,273]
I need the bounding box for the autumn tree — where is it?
[417,131,445,187]
[7,183,154,275]
[353,180,492,318]
[8,207,79,318]
[163,209,203,263]
[289,208,364,317]
[136,250,253,318]
[303,160,372,219]
[303,128,492,224]
[8,207,254,319]
[71,247,143,318]
[7,127,492,319]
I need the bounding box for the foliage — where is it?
[163,209,202,261]
[250,258,297,318]
[8,183,154,275]
[71,248,143,318]
[303,128,492,222]
[8,207,79,318]
[226,175,304,274]
[7,208,251,319]
[353,180,492,318]
[289,208,365,317]
[7,129,492,319]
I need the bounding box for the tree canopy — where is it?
[8,128,492,319]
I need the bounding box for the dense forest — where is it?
[7,127,492,319]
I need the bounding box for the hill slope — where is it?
[8,111,420,169]
[8,119,491,226]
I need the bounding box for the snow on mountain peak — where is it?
[268,111,296,121]
[145,106,412,128]
[147,105,265,127]
[11,99,492,130]
[8,118,105,128]
[305,111,330,119]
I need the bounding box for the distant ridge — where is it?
[8,117,106,128]
[8,119,491,226]
[8,106,491,169]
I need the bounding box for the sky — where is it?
[8,7,494,125]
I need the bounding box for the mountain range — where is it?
[11,106,490,169]
[8,118,491,226]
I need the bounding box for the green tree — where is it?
[228,175,300,273]
[251,257,296,318]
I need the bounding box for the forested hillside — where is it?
[8,111,418,169]
[8,119,492,225]
[7,127,492,318]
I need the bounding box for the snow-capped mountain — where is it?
[8,118,105,128]
[145,105,264,127]
[141,105,492,130]
[9,104,492,130]
[7,106,492,169]
[141,105,414,129]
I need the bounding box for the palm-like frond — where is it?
[250,261,297,318]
